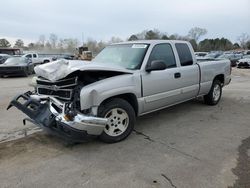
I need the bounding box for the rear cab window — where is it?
[175,43,193,66]
[148,43,176,68]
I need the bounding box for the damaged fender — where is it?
[79,73,142,112]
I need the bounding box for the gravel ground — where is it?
[0,68,250,188]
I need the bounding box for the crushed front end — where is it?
[7,76,108,142]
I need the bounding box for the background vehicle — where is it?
[237,55,250,68]
[74,46,93,61]
[196,52,223,62]
[205,52,223,59]
[22,53,52,65]
[0,57,33,77]
[0,54,11,64]
[195,52,208,57]
[244,50,250,55]
[57,54,75,60]
[216,53,243,67]
[9,40,231,143]
[0,48,21,55]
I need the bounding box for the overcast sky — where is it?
[0,0,249,45]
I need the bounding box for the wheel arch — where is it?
[99,93,139,116]
[214,74,224,85]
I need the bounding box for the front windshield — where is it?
[94,44,149,70]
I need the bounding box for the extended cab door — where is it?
[32,53,40,65]
[141,43,184,113]
[174,43,200,101]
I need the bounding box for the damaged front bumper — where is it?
[7,91,108,142]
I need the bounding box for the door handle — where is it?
[174,72,181,79]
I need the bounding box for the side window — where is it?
[26,54,32,58]
[148,44,176,68]
[175,43,193,66]
[33,54,37,58]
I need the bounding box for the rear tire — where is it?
[98,98,135,143]
[204,80,222,105]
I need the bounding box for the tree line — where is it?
[0,28,250,54]
[127,28,250,51]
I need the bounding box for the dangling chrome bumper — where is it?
[7,91,107,142]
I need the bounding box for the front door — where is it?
[141,43,183,113]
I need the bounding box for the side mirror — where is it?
[146,60,167,72]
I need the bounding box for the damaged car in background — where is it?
[0,57,34,77]
[8,40,231,143]
[237,55,250,68]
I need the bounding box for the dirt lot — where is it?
[0,69,250,188]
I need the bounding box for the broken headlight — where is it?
[29,76,38,87]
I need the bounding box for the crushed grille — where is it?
[36,77,77,100]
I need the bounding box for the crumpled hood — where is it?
[34,59,134,81]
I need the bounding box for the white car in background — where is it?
[244,50,250,55]
[237,55,250,68]
[22,53,52,66]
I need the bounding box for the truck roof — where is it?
[112,40,190,45]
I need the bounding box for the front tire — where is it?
[204,80,222,105]
[98,98,135,143]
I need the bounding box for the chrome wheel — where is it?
[104,108,129,137]
[213,84,221,102]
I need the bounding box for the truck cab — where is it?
[22,53,40,65]
[139,41,200,112]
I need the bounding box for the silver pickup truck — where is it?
[8,40,231,143]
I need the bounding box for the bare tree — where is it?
[188,27,207,42]
[57,39,65,52]
[109,37,123,44]
[85,38,97,53]
[45,41,52,49]
[246,41,250,50]
[14,39,24,48]
[63,38,79,53]
[136,30,148,40]
[27,43,37,50]
[38,35,46,47]
[97,41,107,52]
[237,33,250,49]
[169,33,189,40]
[49,33,58,49]
[0,38,11,47]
